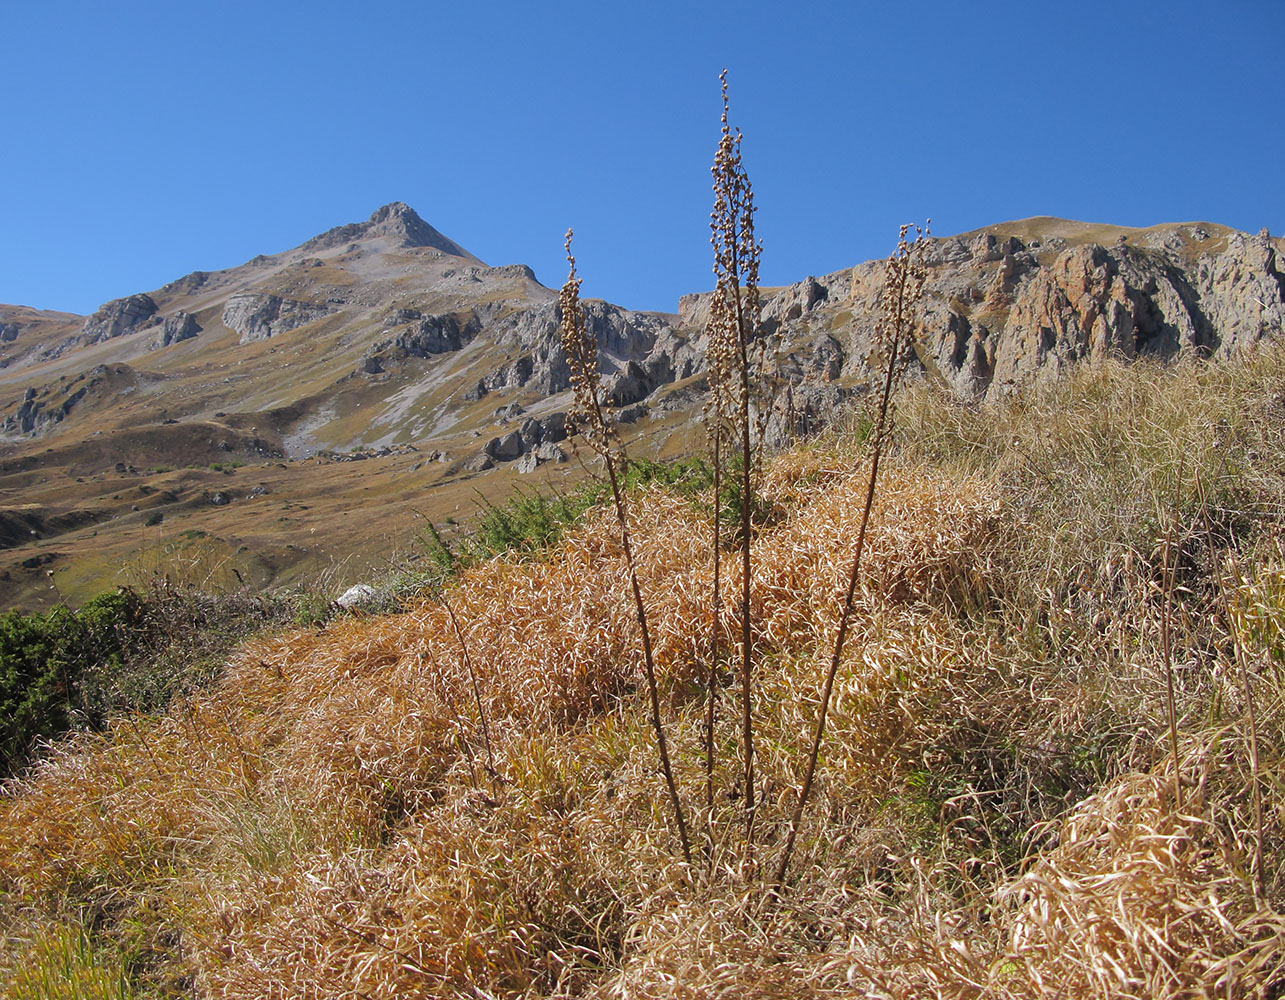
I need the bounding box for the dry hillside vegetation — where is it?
[1,345,1283,998]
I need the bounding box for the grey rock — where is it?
[518,417,543,448]
[762,276,828,328]
[209,492,232,506]
[360,311,484,374]
[4,381,90,435]
[0,323,18,343]
[484,299,673,395]
[616,402,649,424]
[159,311,201,347]
[516,440,568,474]
[485,430,524,461]
[222,293,330,343]
[1197,231,1285,357]
[336,583,381,609]
[534,441,567,463]
[463,451,495,472]
[539,411,568,443]
[80,294,158,345]
[607,360,653,407]
[160,270,208,295]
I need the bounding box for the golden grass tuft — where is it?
[2,347,1284,997]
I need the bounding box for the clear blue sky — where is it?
[3,1,1282,316]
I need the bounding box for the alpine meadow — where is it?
[2,72,1285,1000]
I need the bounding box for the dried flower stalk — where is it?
[775,220,930,888]
[705,69,775,829]
[560,229,692,866]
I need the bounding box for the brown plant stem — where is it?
[600,446,692,866]
[706,425,722,817]
[739,362,755,827]
[443,596,498,791]
[774,223,927,890]
[559,230,692,867]
[1159,462,1183,811]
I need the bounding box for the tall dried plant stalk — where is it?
[1159,463,1183,811]
[706,69,774,827]
[559,230,692,866]
[705,424,721,817]
[775,221,930,888]
[443,597,498,791]
[1197,475,1264,897]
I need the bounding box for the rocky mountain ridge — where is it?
[0,205,1280,609]
[3,208,1279,459]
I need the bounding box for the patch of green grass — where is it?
[3,920,138,1000]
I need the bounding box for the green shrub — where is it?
[0,608,73,772]
[0,585,299,776]
[0,590,143,772]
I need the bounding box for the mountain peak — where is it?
[363,202,478,259]
[301,203,482,262]
[367,201,419,224]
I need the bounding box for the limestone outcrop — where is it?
[158,311,201,347]
[481,299,695,398]
[222,293,330,343]
[481,411,570,470]
[731,225,1285,405]
[79,294,158,345]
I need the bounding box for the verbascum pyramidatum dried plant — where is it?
[704,70,779,835]
[775,220,930,888]
[560,230,692,866]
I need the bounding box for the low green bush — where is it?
[0,585,300,776]
[0,590,144,773]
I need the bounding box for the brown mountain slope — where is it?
[0,209,1281,609]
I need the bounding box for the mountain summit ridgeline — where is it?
[0,205,1280,607]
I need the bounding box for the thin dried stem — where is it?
[1159,460,1183,811]
[560,229,692,867]
[705,425,721,819]
[706,68,769,829]
[443,596,498,791]
[774,221,930,890]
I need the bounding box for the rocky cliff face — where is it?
[671,222,1284,411]
[79,294,159,346]
[158,311,201,347]
[480,299,692,397]
[221,293,332,344]
[1,211,1280,463]
[910,226,1285,398]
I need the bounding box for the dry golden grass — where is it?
[2,348,1284,998]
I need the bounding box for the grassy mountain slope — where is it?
[1,345,1283,998]
[2,208,1281,614]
